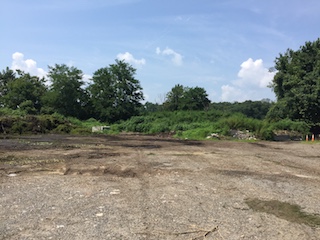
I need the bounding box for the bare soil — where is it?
[0,134,320,240]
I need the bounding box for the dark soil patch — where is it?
[245,198,320,227]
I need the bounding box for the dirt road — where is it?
[1,134,320,239]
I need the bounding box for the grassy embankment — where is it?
[0,108,309,140]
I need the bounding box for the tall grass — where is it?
[110,110,310,140]
[0,107,309,139]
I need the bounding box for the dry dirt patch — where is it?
[1,134,320,239]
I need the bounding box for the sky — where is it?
[1,0,320,103]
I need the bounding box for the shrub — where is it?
[271,119,309,133]
[0,107,26,117]
[149,123,170,133]
[53,124,73,133]
[256,126,274,140]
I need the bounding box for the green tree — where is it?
[164,85,210,111]
[1,70,47,113]
[268,38,320,125]
[210,100,272,119]
[89,60,144,122]
[231,100,272,119]
[44,64,90,119]
[0,67,16,106]
[182,87,210,110]
[143,102,161,113]
[164,84,185,111]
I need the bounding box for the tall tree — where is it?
[182,87,210,110]
[164,84,185,111]
[268,38,320,125]
[164,85,210,111]
[1,70,47,113]
[89,60,144,122]
[45,64,90,119]
[0,67,16,106]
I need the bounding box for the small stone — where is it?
[110,189,120,195]
[96,213,103,217]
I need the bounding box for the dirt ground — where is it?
[0,134,320,240]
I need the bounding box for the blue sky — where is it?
[1,0,320,103]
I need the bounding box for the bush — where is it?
[11,121,27,134]
[53,124,73,133]
[0,107,26,117]
[271,119,309,133]
[256,126,274,140]
[149,123,170,133]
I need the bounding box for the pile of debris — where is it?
[206,133,220,139]
[229,129,257,140]
[206,130,256,140]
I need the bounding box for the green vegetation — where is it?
[110,110,308,140]
[0,110,103,135]
[245,198,320,227]
[163,84,210,111]
[1,39,320,138]
[0,60,143,122]
[269,38,320,133]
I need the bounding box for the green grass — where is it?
[109,111,310,141]
[0,108,310,138]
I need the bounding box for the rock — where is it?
[110,189,120,195]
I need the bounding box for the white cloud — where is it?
[116,52,146,67]
[11,52,47,79]
[82,74,92,87]
[234,58,275,88]
[221,85,247,102]
[220,58,276,102]
[156,47,183,66]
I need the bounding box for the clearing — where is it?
[0,134,320,239]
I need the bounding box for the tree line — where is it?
[0,59,272,122]
[1,38,320,132]
[0,60,143,123]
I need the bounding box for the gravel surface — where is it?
[1,134,320,239]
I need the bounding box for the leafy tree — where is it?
[210,100,272,119]
[89,60,144,122]
[209,102,233,113]
[231,100,272,119]
[268,38,320,125]
[143,102,162,113]
[182,87,210,110]
[44,64,90,119]
[1,70,47,113]
[0,67,16,106]
[164,84,210,111]
[164,84,185,111]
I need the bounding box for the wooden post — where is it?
[306,135,309,141]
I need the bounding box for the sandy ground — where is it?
[0,134,320,240]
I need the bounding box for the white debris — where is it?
[110,189,120,195]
